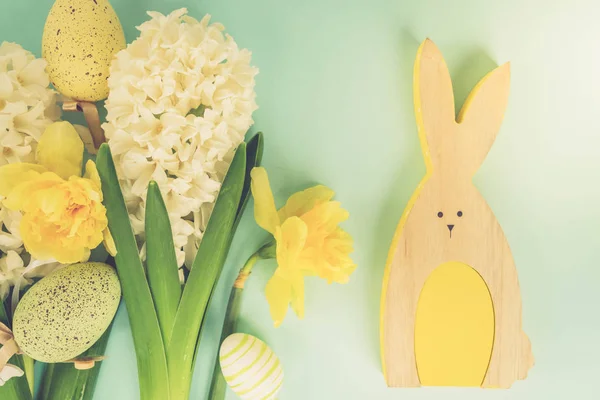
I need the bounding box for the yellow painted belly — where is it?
[415,261,494,387]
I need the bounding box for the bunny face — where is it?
[434,202,464,239]
[406,175,496,251]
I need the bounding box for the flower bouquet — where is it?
[0,2,356,400]
[0,43,118,400]
[96,8,260,399]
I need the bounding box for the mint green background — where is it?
[1,0,599,398]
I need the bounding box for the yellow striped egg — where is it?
[219,333,284,400]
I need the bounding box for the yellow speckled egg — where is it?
[42,0,125,101]
[219,333,284,400]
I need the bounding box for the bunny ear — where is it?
[456,63,511,173]
[414,39,456,171]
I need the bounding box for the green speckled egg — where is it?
[13,262,121,363]
[42,0,125,101]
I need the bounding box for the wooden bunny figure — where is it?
[380,39,533,389]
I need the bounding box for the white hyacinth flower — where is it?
[0,42,65,303]
[0,42,61,165]
[104,8,259,272]
[0,251,29,301]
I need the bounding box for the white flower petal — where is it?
[0,73,13,99]
[0,42,61,300]
[0,364,25,386]
[105,10,258,271]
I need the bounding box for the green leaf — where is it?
[195,132,264,366]
[37,363,54,400]
[145,181,182,346]
[235,132,264,228]
[0,300,32,400]
[166,144,246,400]
[96,144,170,400]
[203,133,265,400]
[36,324,114,400]
[207,285,245,400]
[22,355,34,394]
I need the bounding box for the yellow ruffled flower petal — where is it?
[265,268,305,327]
[293,200,354,284]
[275,217,308,267]
[0,163,47,197]
[265,273,292,328]
[263,217,310,326]
[5,171,110,263]
[252,167,356,327]
[19,213,57,261]
[289,273,305,319]
[47,241,90,264]
[278,185,335,221]
[316,228,356,284]
[83,160,102,189]
[302,201,350,235]
[4,172,63,211]
[103,228,117,256]
[250,167,280,234]
[36,121,84,180]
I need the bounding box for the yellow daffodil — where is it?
[0,122,116,263]
[250,167,355,326]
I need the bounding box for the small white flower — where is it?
[104,9,258,271]
[0,364,24,386]
[0,251,29,301]
[0,42,64,303]
[0,322,23,386]
[0,42,61,167]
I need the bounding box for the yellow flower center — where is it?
[10,174,109,263]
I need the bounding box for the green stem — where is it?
[240,253,261,279]
[37,323,114,400]
[23,355,34,395]
[166,145,246,400]
[97,144,170,400]
[192,132,265,373]
[37,364,55,400]
[207,248,266,400]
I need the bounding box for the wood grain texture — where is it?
[380,39,533,388]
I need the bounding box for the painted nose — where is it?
[447,224,454,232]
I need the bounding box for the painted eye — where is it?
[437,212,443,218]
[457,211,463,217]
